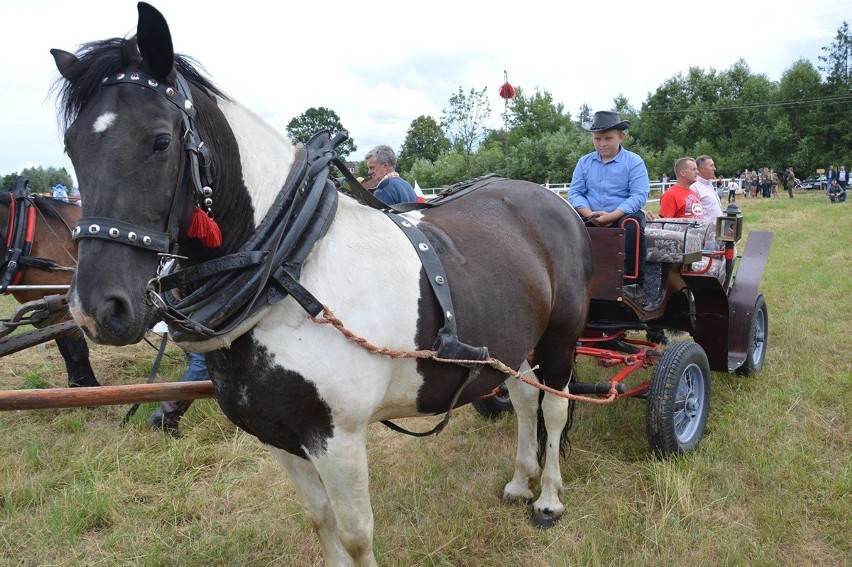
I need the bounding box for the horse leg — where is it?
[269,447,352,565]
[270,429,377,567]
[503,360,542,504]
[532,389,570,527]
[55,333,100,387]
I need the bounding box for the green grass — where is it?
[0,190,849,565]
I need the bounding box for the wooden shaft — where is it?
[0,380,216,411]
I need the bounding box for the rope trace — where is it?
[311,305,620,405]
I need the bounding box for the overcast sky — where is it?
[1,0,848,184]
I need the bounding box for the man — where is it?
[691,156,724,224]
[569,110,650,306]
[826,165,837,190]
[837,165,848,190]
[365,145,417,206]
[659,158,703,219]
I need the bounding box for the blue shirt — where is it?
[569,147,650,215]
[374,177,417,206]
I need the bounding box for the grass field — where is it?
[0,190,849,566]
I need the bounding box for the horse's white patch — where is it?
[217,99,296,226]
[251,197,426,426]
[92,112,117,133]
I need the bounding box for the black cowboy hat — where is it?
[583,110,630,132]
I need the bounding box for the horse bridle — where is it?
[71,70,214,257]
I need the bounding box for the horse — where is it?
[0,178,99,388]
[51,3,592,564]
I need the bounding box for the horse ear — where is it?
[136,2,176,81]
[51,49,84,82]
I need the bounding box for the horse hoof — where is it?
[502,493,532,506]
[533,508,562,529]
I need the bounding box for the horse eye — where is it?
[153,134,172,153]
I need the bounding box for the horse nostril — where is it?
[95,294,136,337]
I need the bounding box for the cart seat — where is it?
[645,219,725,281]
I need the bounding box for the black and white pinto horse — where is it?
[52,4,592,564]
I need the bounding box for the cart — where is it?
[475,205,773,457]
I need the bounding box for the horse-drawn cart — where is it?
[475,206,773,457]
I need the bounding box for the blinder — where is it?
[71,70,214,255]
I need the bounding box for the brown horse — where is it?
[0,177,99,387]
[53,4,592,564]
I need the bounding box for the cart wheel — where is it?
[472,383,513,419]
[735,294,768,377]
[646,341,711,457]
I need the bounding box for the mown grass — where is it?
[0,190,849,566]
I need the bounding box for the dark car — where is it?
[800,174,826,190]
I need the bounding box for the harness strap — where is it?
[2,178,38,293]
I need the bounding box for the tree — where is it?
[396,115,450,174]
[818,21,852,90]
[575,104,593,128]
[286,107,356,159]
[441,86,491,178]
[2,166,75,193]
[506,87,573,144]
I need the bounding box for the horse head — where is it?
[52,2,261,345]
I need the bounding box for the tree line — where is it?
[5,23,849,191]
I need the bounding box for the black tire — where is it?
[472,383,514,419]
[735,294,768,377]
[646,341,711,457]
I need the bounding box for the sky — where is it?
[1,0,849,185]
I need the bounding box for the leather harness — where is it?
[70,68,491,436]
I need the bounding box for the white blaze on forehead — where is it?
[92,112,117,133]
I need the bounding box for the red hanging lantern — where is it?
[499,81,515,100]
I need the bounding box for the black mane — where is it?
[52,36,228,130]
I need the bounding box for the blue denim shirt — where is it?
[569,147,650,215]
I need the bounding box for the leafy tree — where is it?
[396,115,450,174]
[575,104,593,128]
[286,107,356,159]
[2,166,75,193]
[441,86,491,178]
[818,21,852,90]
[506,87,573,144]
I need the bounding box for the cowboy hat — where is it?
[583,110,630,132]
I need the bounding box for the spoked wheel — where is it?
[472,382,514,419]
[736,294,768,377]
[646,341,711,457]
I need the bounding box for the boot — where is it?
[148,400,193,437]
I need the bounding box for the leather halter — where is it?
[71,70,214,255]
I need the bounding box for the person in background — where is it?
[365,145,417,206]
[659,158,703,219]
[727,176,741,203]
[827,179,846,203]
[52,183,68,202]
[148,350,209,436]
[826,165,837,190]
[837,165,848,190]
[691,156,724,224]
[569,110,651,307]
[784,167,796,198]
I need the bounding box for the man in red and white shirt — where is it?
[659,157,704,219]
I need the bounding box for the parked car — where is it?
[800,174,826,190]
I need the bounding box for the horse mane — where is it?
[0,191,77,222]
[52,36,228,130]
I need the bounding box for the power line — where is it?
[643,93,852,115]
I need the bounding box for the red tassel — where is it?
[187,206,223,248]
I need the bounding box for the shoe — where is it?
[645,328,668,345]
[148,415,181,437]
[597,338,641,354]
[622,284,649,307]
